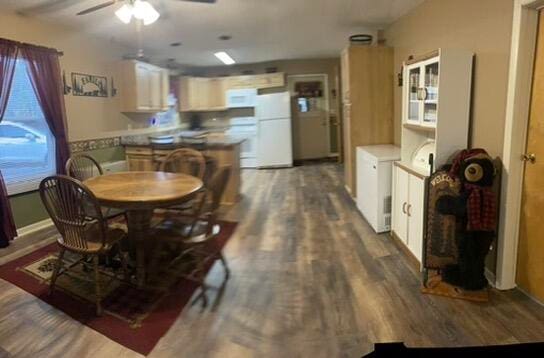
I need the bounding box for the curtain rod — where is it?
[0,37,64,56]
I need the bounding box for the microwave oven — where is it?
[226,88,257,108]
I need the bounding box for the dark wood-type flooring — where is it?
[1,163,544,357]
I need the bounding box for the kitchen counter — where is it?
[121,129,245,149]
[121,128,242,205]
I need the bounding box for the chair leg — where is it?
[198,273,208,308]
[49,247,66,295]
[93,255,103,316]
[218,251,230,280]
[195,261,208,308]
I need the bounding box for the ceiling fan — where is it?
[19,0,216,24]
[80,0,216,25]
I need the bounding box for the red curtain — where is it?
[0,39,19,247]
[19,45,70,174]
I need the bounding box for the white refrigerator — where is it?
[256,92,293,168]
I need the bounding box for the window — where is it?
[0,59,56,195]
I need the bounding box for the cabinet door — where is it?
[148,67,162,110]
[160,69,169,111]
[422,58,439,127]
[342,103,352,192]
[135,63,151,110]
[208,78,226,109]
[407,174,425,263]
[392,166,409,244]
[178,77,192,111]
[193,78,209,110]
[126,155,154,171]
[404,63,422,125]
[341,49,350,101]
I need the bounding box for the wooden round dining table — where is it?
[84,171,203,287]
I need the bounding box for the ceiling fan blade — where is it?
[18,0,83,16]
[77,0,117,15]
[177,0,217,3]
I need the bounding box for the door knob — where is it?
[522,153,536,164]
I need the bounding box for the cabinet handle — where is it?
[402,202,407,214]
[407,204,412,217]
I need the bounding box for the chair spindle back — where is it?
[39,175,107,252]
[65,154,104,181]
[160,148,206,180]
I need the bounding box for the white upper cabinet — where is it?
[404,56,440,128]
[400,49,473,173]
[119,60,169,113]
[402,49,471,134]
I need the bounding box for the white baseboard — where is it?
[16,218,54,240]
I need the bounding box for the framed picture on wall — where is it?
[71,73,108,97]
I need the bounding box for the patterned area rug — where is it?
[0,221,237,356]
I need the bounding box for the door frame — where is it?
[287,74,337,157]
[497,0,544,290]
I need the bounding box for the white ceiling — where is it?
[3,0,424,67]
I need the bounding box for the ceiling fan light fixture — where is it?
[133,0,160,25]
[115,4,133,24]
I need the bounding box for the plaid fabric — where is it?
[465,184,497,232]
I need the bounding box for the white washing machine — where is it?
[226,117,258,168]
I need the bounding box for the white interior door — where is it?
[288,75,330,160]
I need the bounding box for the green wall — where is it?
[9,146,125,229]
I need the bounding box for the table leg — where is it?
[126,209,153,288]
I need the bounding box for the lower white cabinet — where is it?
[391,163,426,263]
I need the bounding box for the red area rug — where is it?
[0,221,237,356]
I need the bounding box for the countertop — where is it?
[121,128,245,148]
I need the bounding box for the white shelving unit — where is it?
[392,48,473,265]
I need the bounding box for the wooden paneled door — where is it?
[517,10,544,301]
[287,74,330,160]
